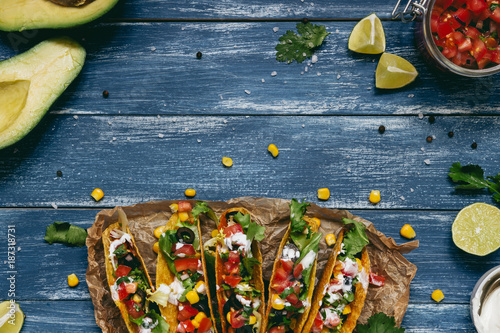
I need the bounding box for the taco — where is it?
[263,199,323,333]
[103,208,169,333]
[148,201,217,333]
[303,218,370,333]
[214,207,266,333]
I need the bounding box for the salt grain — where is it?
[400,196,405,201]
[418,113,424,119]
[347,167,351,173]
[112,137,116,141]
[273,27,279,33]
[51,203,58,209]
[305,67,308,72]
[410,188,414,192]
[108,121,112,126]
[245,90,251,95]
[223,119,228,124]
[424,159,431,165]
[127,137,131,141]
[337,74,341,80]
[261,79,265,83]
[150,46,156,52]
[302,124,305,128]
[420,147,425,152]
[408,94,414,98]
[197,139,201,143]
[158,133,164,138]
[157,115,161,119]
[317,72,321,76]
[311,55,318,63]
[73,115,79,120]
[271,71,277,77]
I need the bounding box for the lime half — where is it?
[375,53,418,89]
[452,203,500,256]
[348,13,386,54]
[0,301,24,333]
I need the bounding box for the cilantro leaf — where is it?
[449,162,500,203]
[234,212,266,242]
[290,198,311,241]
[275,22,330,64]
[357,312,405,333]
[44,221,87,247]
[338,218,369,261]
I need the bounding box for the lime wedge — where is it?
[348,13,386,54]
[452,203,500,256]
[0,301,25,333]
[375,53,418,89]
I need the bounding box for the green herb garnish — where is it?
[337,218,369,261]
[449,162,500,203]
[44,221,87,247]
[357,312,405,333]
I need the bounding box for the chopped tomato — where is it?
[492,7,500,23]
[369,271,386,287]
[224,275,242,288]
[124,299,145,319]
[229,310,246,329]
[491,47,500,63]
[467,0,488,12]
[453,7,472,25]
[223,224,243,236]
[457,38,473,52]
[274,267,288,281]
[484,37,498,49]
[177,303,199,321]
[325,311,341,328]
[293,263,304,279]
[178,201,192,212]
[286,292,299,304]
[464,26,481,39]
[175,258,200,272]
[125,283,137,294]
[431,12,440,32]
[477,51,492,68]
[269,326,286,333]
[197,317,212,333]
[272,279,293,294]
[442,43,458,58]
[471,38,488,60]
[437,21,455,39]
[117,282,130,300]
[173,244,196,257]
[224,261,240,275]
[228,251,240,264]
[280,259,294,276]
[115,265,132,278]
[178,320,196,333]
[312,312,324,333]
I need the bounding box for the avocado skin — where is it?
[0,0,120,31]
[0,37,86,150]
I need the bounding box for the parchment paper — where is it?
[86,197,418,332]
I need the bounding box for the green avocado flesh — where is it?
[0,0,120,31]
[0,37,86,150]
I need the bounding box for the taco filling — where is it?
[267,199,322,333]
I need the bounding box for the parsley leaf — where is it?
[234,212,266,242]
[357,312,405,333]
[448,162,500,203]
[44,221,87,247]
[290,198,311,241]
[338,218,369,261]
[276,22,330,63]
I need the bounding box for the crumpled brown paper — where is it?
[86,197,418,332]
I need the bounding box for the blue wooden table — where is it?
[1,0,500,331]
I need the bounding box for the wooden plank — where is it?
[0,115,499,209]
[1,22,500,116]
[1,209,498,304]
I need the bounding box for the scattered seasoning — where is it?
[56,170,63,177]
[429,115,435,124]
[271,71,277,77]
[471,142,477,149]
[73,115,78,120]
[424,159,431,165]
[448,131,454,138]
[426,136,432,143]
[378,125,385,134]
[244,90,251,95]
[273,27,279,33]
[196,51,202,59]
[418,113,424,119]
[102,90,109,98]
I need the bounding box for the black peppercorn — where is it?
[471,142,477,149]
[56,170,62,177]
[448,131,454,138]
[103,90,109,98]
[302,18,308,23]
[429,115,435,123]
[378,125,385,134]
[426,136,432,143]
[196,51,202,59]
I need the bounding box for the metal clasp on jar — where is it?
[392,0,429,22]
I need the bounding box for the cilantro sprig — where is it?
[338,218,369,261]
[275,22,330,63]
[448,162,500,203]
[357,312,405,333]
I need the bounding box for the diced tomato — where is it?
[178,320,196,333]
[431,12,440,33]
[442,12,463,29]
[117,282,130,300]
[175,258,200,272]
[178,201,192,212]
[229,310,246,329]
[492,7,500,23]
[269,326,286,333]
[224,261,240,275]
[293,263,304,279]
[223,224,243,236]
[176,323,186,333]
[177,303,199,321]
[491,47,500,63]
[280,259,294,276]
[325,311,341,328]
[437,21,455,39]
[442,43,458,58]
[369,271,386,287]
[272,279,293,294]
[224,275,242,288]
[124,299,145,319]
[125,282,138,294]
[292,283,301,295]
[286,292,299,304]
[451,31,465,43]
[464,26,481,39]
[457,38,473,52]
[471,38,488,60]
[467,0,488,12]
[453,7,472,25]
[312,312,324,333]
[173,244,196,257]
[228,251,240,264]
[115,265,132,278]
[197,317,212,333]
[451,0,466,7]
[477,50,492,68]
[274,267,288,282]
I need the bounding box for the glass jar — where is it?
[393,0,500,77]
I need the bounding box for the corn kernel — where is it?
[400,224,416,239]
[249,315,257,325]
[226,312,232,324]
[67,274,79,287]
[153,242,159,254]
[369,190,381,204]
[91,188,104,201]
[133,294,142,303]
[192,319,200,328]
[325,233,336,247]
[179,212,189,222]
[271,294,285,310]
[311,217,321,228]
[317,188,330,200]
[222,157,233,167]
[186,290,199,304]
[211,229,219,238]
[170,203,179,213]
[431,289,444,302]
[185,188,196,197]
[343,304,351,315]
[268,144,279,157]
[356,258,362,267]
[154,225,166,238]
[194,312,207,323]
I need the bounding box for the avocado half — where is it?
[0,0,120,32]
[0,37,86,150]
